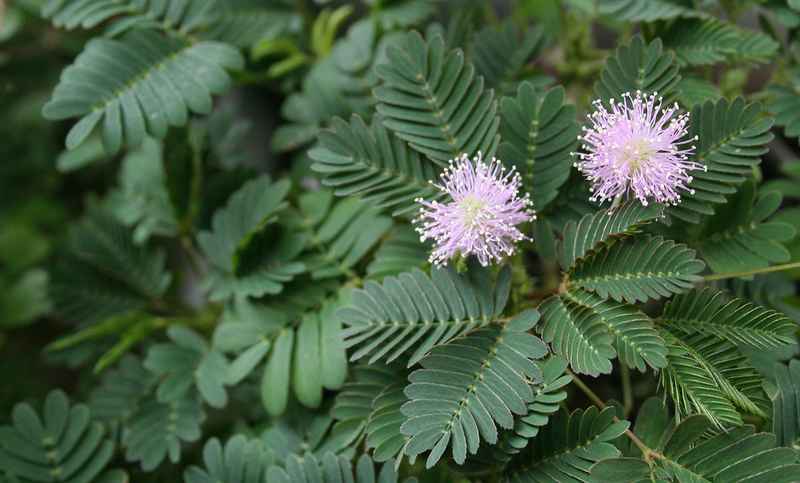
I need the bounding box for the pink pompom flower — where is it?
[414,152,535,267]
[574,91,705,206]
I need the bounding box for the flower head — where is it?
[414,152,535,267]
[573,91,705,206]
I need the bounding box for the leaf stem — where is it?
[703,261,800,281]
[567,368,662,462]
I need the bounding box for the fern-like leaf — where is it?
[338,265,511,366]
[471,22,547,93]
[772,360,800,448]
[267,453,415,483]
[596,0,693,22]
[697,185,796,274]
[593,411,800,482]
[50,209,171,324]
[594,35,681,103]
[43,29,243,152]
[123,392,205,471]
[309,115,442,216]
[662,18,779,66]
[89,355,157,425]
[669,97,774,223]
[769,67,800,144]
[327,364,408,462]
[660,287,796,350]
[498,82,577,211]
[401,310,548,467]
[559,202,661,270]
[658,328,768,428]
[539,294,616,376]
[366,225,429,280]
[184,435,276,483]
[0,391,119,483]
[569,235,704,304]
[42,0,215,36]
[198,176,305,301]
[492,357,572,462]
[374,31,500,164]
[144,326,231,409]
[502,407,629,482]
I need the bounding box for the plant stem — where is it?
[567,368,662,462]
[703,261,800,281]
[620,364,633,417]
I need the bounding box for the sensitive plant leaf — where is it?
[594,35,681,104]
[43,29,243,152]
[309,115,442,217]
[659,288,796,350]
[502,407,629,482]
[144,326,231,408]
[669,97,774,223]
[184,435,276,483]
[374,31,500,164]
[400,310,548,467]
[559,201,661,270]
[0,391,117,483]
[123,392,205,471]
[339,265,512,367]
[471,22,547,93]
[498,82,577,211]
[569,235,705,304]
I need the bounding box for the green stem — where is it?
[703,261,800,282]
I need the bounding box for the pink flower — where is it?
[414,153,534,267]
[574,91,705,206]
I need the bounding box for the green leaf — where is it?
[301,196,393,279]
[769,68,800,145]
[366,225,429,280]
[660,288,796,350]
[401,310,548,467]
[669,97,774,223]
[339,265,512,367]
[326,364,408,461]
[771,360,800,448]
[42,0,215,35]
[267,453,414,483]
[471,22,547,93]
[564,289,667,371]
[374,31,500,164]
[539,293,616,376]
[198,176,306,301]
[491,356,572,463]
[144,326,231,408]
[123,392,205,471]
[43,29,243,152]
[0,391,117,483]
[592,403,800,482]
[184,435,276,483]
[662,18,779,66]
[594,35,681,103]
[50,208,171,324]
[658,328,768,428]
[503,407,629,482]
[676,76,721,107]
[309,115,442,216]
[569,235,705,304]
[498,82,577,211]
[597,0,694,22]
[0,270,50,329]
[89,355,157,425]
[559,202,661,270]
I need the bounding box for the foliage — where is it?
[4,1,800,482]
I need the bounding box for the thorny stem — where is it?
[566,368,663,463]
[703,261,800,281]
